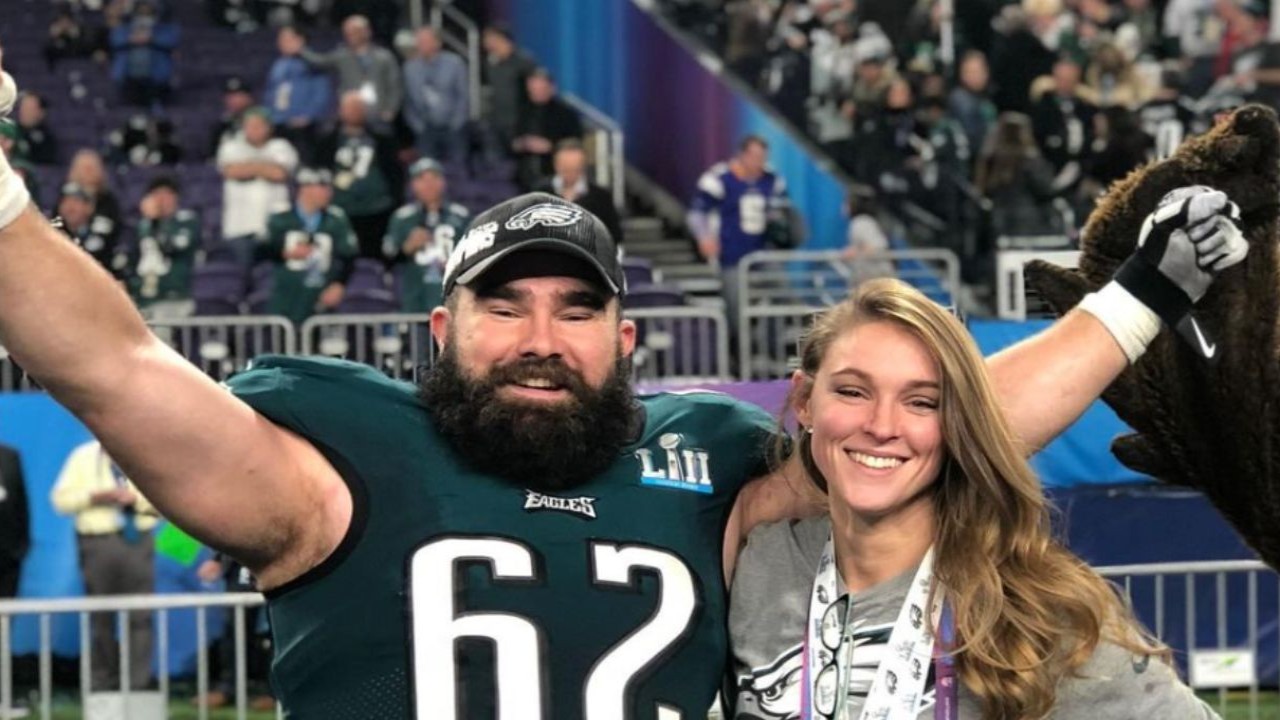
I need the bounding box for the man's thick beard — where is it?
[418,348,637,492]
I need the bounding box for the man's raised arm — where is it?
[0,63,347,588]
[989,186,1247,451]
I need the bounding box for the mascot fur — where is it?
[1025,104,1280,569]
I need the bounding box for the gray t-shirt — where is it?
[729,517,1220,720]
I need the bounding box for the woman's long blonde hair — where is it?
[776,278,1165,719]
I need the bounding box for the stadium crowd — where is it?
[657,0,1276,265]
[1,0,615,328]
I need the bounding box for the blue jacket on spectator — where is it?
[264,56,334,126]
[110,17,179,85]
[402,51,469,133]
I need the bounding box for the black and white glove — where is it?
[1120,186,1246,313]
[1080,186,1247,363]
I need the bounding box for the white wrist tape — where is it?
[0,168,30,232]
[1078,280,1163,364]
[0,71,29,231]
[0,72,16,117]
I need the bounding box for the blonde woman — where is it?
[730,279,1218,719]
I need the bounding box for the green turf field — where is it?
[1195,691,1280,719]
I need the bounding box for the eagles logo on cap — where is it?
[442,192,625,299]
[504,203,583,231]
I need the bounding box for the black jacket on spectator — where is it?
[0,444,29,598]
[1086,109,1152,189]
[91,188,123,233]
[537,179,624,246]
[18,121,60,165]
[764,45,812,132]
[486,50,538,144]
[849,109,919,193]
[330,0,401,46]
[989,29,1056,114]
[514,98,583,190]
[1030,93,1096,180]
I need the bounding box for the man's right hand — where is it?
[284,244,313,260]
[197,559,223,583]
[697,235,720,261]
[402,227,430,255]
[90,487,136,507]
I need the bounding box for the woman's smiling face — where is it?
[795,320,945,523]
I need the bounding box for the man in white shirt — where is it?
[51,439,160,692]
[216,107,298,267]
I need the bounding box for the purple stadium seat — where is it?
[246,288,272,316]
[250,262,275,292]
[622,257,655,289]
[336,288,398,314]
[346,259,389,293]
[624,283,687,308]
[191,261,247,316]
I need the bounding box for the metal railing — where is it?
[561,93,627,210]
[0,592,274,720]
[429,2,483,122]
[1097,559,1278,720]
[2,560,1273,718]
[627,307,730,384]
[299,313,434,382]
[736,248,962,380]
[0,344,35,392]
[994,249,1081,321]
[150,316,296,383]
[0,316,297,392]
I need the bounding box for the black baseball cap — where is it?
[224,76,250,95]
[146,175,181,194]
[442,192,624,299]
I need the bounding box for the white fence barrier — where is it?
[150,316,296,382]
[299,313,435,382]
[0,317,297,391]
[2,560,1274,718]
[0,592,274,720]
[627,307,730,384]
[736,249,961,380]
[1098,559,1278,720]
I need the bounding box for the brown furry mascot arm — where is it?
[1026,105,1280,569]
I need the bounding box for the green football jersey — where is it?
[226,355,776,720]
[382,201,471,312]
[332,133,394,216]
[129,210,201,305]
[262,207,358,326]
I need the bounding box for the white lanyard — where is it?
[802,535,943,720]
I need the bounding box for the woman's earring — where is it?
[805,426,814,434]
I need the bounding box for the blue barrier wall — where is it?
[1,394,221,672]
[486,0,850,248]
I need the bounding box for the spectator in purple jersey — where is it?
[687,135,792,344]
